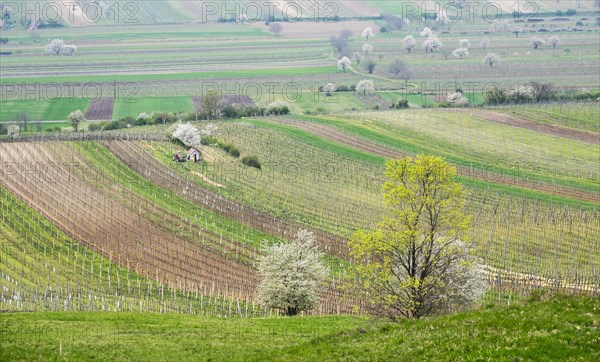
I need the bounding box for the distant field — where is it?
[0,98,89,122]
[112,96,194,119]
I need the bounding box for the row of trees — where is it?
[484,82,557,105]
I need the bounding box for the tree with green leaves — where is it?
[349,156,486,320]
[67,110,85,131]
[14,112,29,132]
[198,91,222,121]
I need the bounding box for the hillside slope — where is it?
[1,296,598,361]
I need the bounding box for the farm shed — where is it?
[187,148,202,162]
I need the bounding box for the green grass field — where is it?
[1,296,597,361]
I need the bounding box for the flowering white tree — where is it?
[508,84,536,101]
[420,27,433,38]
[45,39,65,55]
[423,36,442,52]
[337,56,352,72]
[362,27,374,40]
[7,125,20,138]
[201,123,219,137]
[459,38,470,49]
[530,37,545,49]
[45,39,77,56]
[402,35,416,53]
[446,92,469,106]
[258,230,329,316]
[67,109,85,131]
[480,38,490,51]
[172,123,201,149]
[356,79,375,95]
[323,83,337,96]
[362,43,373,55]
[549,35,560,48]
[483,53,499,67]
[452,48,469,58]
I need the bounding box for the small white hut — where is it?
[187,148,201,163]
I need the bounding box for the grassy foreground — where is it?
[1,296,598,361]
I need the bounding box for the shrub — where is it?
[391,99,410,109]
[88,122,107,132]
[215,141,241,158]
[565,9,577,16]
[0,124,7,135]
[102,120,126,131]
[268,101,291,116]
[242,155,261,170]
[133,118,147,126]
[201,136,219,146]
[228,147,241,158]
[484,86,508,105]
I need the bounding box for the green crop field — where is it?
[1,1,598,359]
[0,98,89,122]
[112,96,194,119]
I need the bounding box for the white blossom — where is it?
[257,230,329,315]
[337,56,352,72]
[402,35,416,53]
[420,27,433,38]
[172,123,201,149]
[423,36,442,52]
[483,52,499,67]
[355,79,375,95]
[530,37,546,49]
[323,83,337,96]
[446,92,469,106]
[452,48,469,58]
[7,125,20,138]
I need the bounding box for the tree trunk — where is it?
[286,307,298,316]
